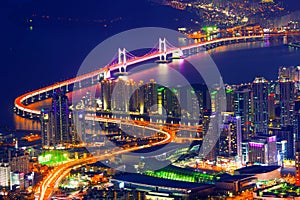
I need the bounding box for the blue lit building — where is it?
[252,77,269,135]
[52,90,70,145]
[279,79,295,127]
[234,86,253,141]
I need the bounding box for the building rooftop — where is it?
[112,173,214,190]
[158,164,219,175]
[235,165,280,175]
[217,174,255,182]
[88,161,110,168]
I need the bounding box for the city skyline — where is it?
[2,0,300,199]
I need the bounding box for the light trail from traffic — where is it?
[30,34,285,200]
[36,116,173,200]
[15,35,264,118]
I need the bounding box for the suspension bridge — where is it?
[14,35,264,119]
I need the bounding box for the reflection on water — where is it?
[14,115,41,131]
[283,36,288,45]
[14,99,52,130]
[14,85,101,130]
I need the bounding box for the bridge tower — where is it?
[118,48,127,72]
[159,38,167,61]
[103,69,111,79]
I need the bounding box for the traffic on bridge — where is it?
[14,34,264,120]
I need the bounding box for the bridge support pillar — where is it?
[159,54,167,61]
[158,38,167,62]
[118,48,127,73]
[104,71,111,79]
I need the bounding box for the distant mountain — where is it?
[7,0,202,32]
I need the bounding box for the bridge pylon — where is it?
[104,69,111,79]
[118,48,127,72]
[158,38,167,62]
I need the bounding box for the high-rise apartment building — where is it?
[52,90,70,145]
[252,77,269,134]
[248,135,277,165]
[234,86,253,140]
[218,114,242,161]
[279,80,295,127]
[0,162,10,187]
[41,109,55,147]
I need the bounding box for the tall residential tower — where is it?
[252,77,269,135]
